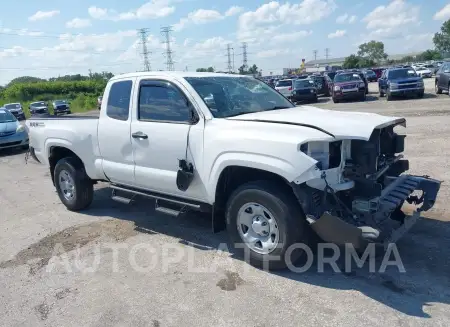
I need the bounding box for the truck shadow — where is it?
[83,187,450,318]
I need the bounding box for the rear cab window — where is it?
[106,80,133,121]
[276,80,292,87]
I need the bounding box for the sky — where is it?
[1,0,450,85]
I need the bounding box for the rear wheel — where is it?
[54,157,94,211]
[226,181,310,270]
[435,81,442,94]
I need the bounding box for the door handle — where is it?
[132,131,148,139]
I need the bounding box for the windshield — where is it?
[32,102,46,106]
[365,70,376,75]
[4,104,20,109]
[388,69,417,79]
[0,110,17,123]
[184,76,294,118]
[334,73,361,83]
[295,79,315,88]
[54,100,67,104]
[275,80,292,87]
[326,72,336,79]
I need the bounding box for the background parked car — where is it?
[363,69,377,82]
[309,75,330,96]
[371,68,385,80]
[29,101,49,115]
[274,79,293,98]
[291,79,317,103]
[51,100,71,115]
[435,61,450,95]
[378,67,424,101]
[331,72,366,103]
[350,70,369,94]
[0,107,29,150]
[3,103,25,120]
[97,96,103,110]
[415,66,432,78]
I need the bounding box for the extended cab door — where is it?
[438,63,450,89]
[130,78,207,202]
[97,78,135,184]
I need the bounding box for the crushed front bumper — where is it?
[301,174,441,250]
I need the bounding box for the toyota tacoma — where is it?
[25,72,441,269]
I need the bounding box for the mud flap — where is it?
[383,211,420,250]
[308,212,369,249]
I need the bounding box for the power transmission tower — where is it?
[325,48,330,60]
[313,50,318,61]
[137,28,151,71]
[161,26,175,71]
[226,44,233,73]
[242,42,248,70]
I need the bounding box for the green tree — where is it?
[417,49,443,61]
[342,54,360,69]
[433,19,450,53]
[7,76,45,87]
[357,40,388,63]
[196,67,214,72]
[248,64,259,74]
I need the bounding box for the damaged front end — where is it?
[292,120,441,250]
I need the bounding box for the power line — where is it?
[161,26,174,71]
[138,28,151,72]
[0,61,136,71]
[226,44,233,73]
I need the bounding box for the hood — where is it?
[226,106,405,140]
[0,121,19,133]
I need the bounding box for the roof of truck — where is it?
[110,71,249,81]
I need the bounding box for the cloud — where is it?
[88,0,175,21]
[28,10,60,22]
[257,48,291,58]
[0,46,28,59]
[0,27,44,36]
[362,0,419,30]
[328,30,346,38]
[271,30,312,43]
[66,18,91,29]
[434,4,450,21]
[337,14,357,24]
[174,5,243,31]
[237,0,337,42]
[225,6,244,17]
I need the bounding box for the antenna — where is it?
[161,26,175,71]
[137,28,151,71]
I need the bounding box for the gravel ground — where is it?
[1,78,450,327]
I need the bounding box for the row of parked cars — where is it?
[270,62,450,104]
[0,100,71,121]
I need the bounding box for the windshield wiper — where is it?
[265,106,292,111]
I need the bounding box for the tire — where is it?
[435,81,442,94]
[225,180,310,270]
[386,92,392,101]
[417,92,424,98]
[54,157,94,211]
[332,97,339,103]
[360,93,366,101]
[21,144,29,150]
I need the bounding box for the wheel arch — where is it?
[48,146,86,186]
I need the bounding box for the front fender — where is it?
[206,152,315,203]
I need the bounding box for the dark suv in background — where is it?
[435,62,450,95]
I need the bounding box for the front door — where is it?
[130,79,207,202]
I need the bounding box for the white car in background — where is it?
[274,79,293,98]
[415,66,432,78]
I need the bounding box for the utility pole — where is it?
[137,28,151,71]
[226,44,233,73]
[325,48,330,60]
[313,50,318,61]
[161,26,174,71]
[242,42,248,70]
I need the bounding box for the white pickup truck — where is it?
[26,72,441,269]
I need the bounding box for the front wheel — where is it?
[386,91,392,101]
[226,181,310,270]
[54,157,94,211]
